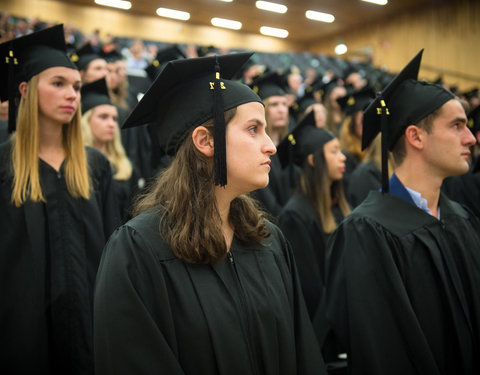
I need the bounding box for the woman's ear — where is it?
[192,126,214,157]
[18,82,28,99]
[307,153,315,167]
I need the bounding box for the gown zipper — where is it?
[227,251,260,375]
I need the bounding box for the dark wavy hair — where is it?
[134,108,271,263]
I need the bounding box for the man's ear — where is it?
[404,125,424,150]
[18,82,28,99]
[192,126,214,157]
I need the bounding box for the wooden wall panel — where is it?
[308,1,480,91]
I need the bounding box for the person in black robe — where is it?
[346,134,394,208]
[277,111,350,320]
[80,78,141,222]
[337,87,376,193]
[0,25,120,375]
[325,50,480,374]
[249,71,295,217]
[94,52,326,375]
[276,112,350,373]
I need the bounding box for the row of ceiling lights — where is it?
[94,0,388,39]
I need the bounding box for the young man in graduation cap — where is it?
[324,49,480,375]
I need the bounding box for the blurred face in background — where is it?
[265,95,288,129]
[81,58,108,84]
[89,104,118,146]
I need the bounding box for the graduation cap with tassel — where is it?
[362,49,455,193]
[122,52,263,187]
[0,24,78,134]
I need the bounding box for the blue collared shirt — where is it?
[388,173,441,219]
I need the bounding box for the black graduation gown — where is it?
[325,190,480,375]
[341,151,360,194]
[278,192,344,319]
[111,167,141,223]
[94,209,327,375]
[0,119,8,143]
[346,161,381,208]
[252,154,298,217]
[0,141,120,375]
[442,158,480,218]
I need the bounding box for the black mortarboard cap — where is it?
[71,43,103,71]
[99,49,123,63]
[362,49,454,193]
[81,78,112,114]
[464,87,479,100]
[197,45,219,57]
[277,110,335,169]
[250,71,286,100]
[0,24,78,133]
[145,45,186,82]
[337,86,376,116]
[468,105,480,135]
[122,52,263,186]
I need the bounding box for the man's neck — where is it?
[394,165,443,218]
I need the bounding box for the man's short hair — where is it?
[391,97,469,166]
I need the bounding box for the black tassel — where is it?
[378,92,389,194]
[6,46,17,133]
[213,56,227,186]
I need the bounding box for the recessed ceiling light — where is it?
[362,0,388,5]
[305,10,335,23]
[335,43,348,55]
[156,7,190,21]
[256,1,287,14]
[260,26,288,38]
[211,17,242,30]
[94,0,131,10]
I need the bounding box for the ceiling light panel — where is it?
[94,0,131,10]
[256,1,288,14]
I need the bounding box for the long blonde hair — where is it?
[339,114,366,162]
[81,108,132,180]
[11,75,90,207]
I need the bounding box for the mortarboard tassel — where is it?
[378,93,389,194]
[6,46,17,133]
[213,56,227,186]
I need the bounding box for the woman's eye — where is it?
[248,126,257,134]
[53,81,63,87]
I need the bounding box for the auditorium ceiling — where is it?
[62,0,453,43]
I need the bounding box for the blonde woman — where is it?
[0,25,119,374]
[80,78,139,221]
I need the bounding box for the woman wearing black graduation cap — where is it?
[94,52,326,375]
[277,111,350,319]
[80,78,139,222]
[276,112,350,368]
[0,25,119,375]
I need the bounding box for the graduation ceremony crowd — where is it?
[1,14,480,375]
